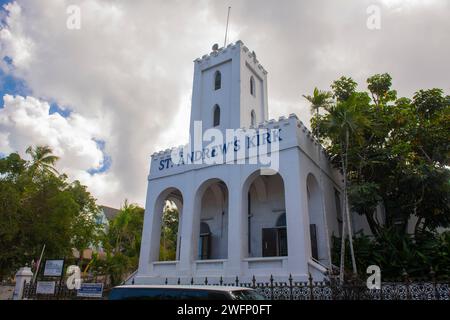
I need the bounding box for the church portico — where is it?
[136,41,343,285]
[137,145,338,283]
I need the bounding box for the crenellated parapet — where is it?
[193,40,268,75]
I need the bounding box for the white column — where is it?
[178,185,197,276]
[282,150,311,277]
[226,174,246,276]
[12,267,33,300]
[137,188,162,276]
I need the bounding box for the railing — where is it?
[23,282,107,300]
[121,270,138,285]
[162,274,450,300]
[22,273,450,300]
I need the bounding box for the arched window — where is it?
[251,110,256,127]
[250,76,255,96]
[214,71,221,90]
[213,104,220,127]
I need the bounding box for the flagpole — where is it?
[224,6,231,47]
[32,244,45,284]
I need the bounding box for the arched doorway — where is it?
[195,179,229,260]
[244,172,287,258]
[306,173,328,263]
[154,188,183,262]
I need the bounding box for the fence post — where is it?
[288,274,293,300]
[270,275,274,300]
[308,273,314,300]
[12,266,33,300]
[430,266,437,300]
[402,269,410,300]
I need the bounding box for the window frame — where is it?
[250,76,255,96]
[250,110,256,127]
[214,70,221,91]
[213,104,220,127]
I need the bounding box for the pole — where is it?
[315,108,333,272]
[339,189,347,283]
[32,244,45,284]
[224,6,231,47]
[344,129,357,275]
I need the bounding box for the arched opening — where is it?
[307,173,328,263]
[214,70,221,90]
[244,172,287,258]
[251,110,256,127]
[154,188,183,262]
[213,104,220,127]
[250,76,255,96]
[195,179,228,260]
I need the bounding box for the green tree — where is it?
[309,74,450,278]
[159,204,179,261]
[0,146,101,280]
[319,90,371,277]
[330,76,357,102]
[98,200,144,285]
[26,145,59,176]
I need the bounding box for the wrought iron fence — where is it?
[164,274,450,300]
[23,281,108,300]
[22,274,449,300]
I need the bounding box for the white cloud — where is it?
[0,94,120,203]
[0,2,34,70]
[0,0,448,207]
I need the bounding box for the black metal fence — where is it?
[163,274,450,300]
[23,281,109,300]
[23,274,450,300]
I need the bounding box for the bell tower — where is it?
[189,40,268,137]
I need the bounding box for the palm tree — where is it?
[26,145,59,176]
[321,93,371,281]
[112,200,133,253]
[303,88,333,271]
[303,87,333,118]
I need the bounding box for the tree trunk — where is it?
[315,107,333,271]
[339,145,347,283]
[364,211,380,237]
[343,130,357,276]
[414,217,423,237]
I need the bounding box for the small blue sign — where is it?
[77,283,103,298]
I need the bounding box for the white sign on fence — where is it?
[36,281,56,295]
[77,283,104,298]
[43,260,64,277]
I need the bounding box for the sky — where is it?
[0,0,449,208]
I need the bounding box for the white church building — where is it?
[135,40,346,284]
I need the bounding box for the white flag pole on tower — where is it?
[224,6,231,47]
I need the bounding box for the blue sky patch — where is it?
[49,102,72,117]
[0,0,11,9]
[0,69,31,107]
[87,139,112,175]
